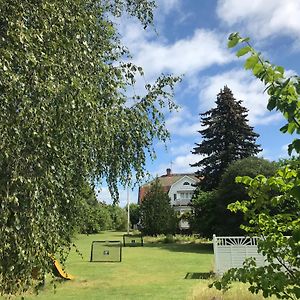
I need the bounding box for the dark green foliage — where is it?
[79,203,113,234]
[191,86,261,191]
[189,190,217,238]
[79,201,127,234]
[275,156,300,169]
[189,157,276,237]
[77,180,99,207]
[128,203,140,229]
[140,178,177,236]
[109,205,127,231]
[215,157,277,235]
[0,0,179,295]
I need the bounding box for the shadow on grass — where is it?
[184,272,215,279]
[144,242,213,254]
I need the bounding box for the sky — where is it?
[98,0,300,206]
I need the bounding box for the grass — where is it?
[2,232,277,300]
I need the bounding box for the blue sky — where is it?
[99,0,300,206]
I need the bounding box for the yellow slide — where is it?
[51,259,74,280]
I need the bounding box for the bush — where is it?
[163,234,175,243]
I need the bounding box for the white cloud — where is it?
[170,143,194,156]
[156,0,180,14]
[198,69,282,125]
[217,0,300,42]
[153,152,202,176]
[119,16,234,80]
[97,186,137,207]
[165,106,203,137]
[134,29,232,77]
[257,148,272,161]
[281,143,289,153]
[173,153,201,172]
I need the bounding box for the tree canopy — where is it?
[191,86,261,191]
[215,156,277,235]
[0,0,179,295]
[189,157,276,237]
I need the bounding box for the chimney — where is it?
[166,168,171,176]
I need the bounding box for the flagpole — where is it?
[127,186,130,235]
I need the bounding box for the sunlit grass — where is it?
[1,232,278,299]
[191,282,278,300]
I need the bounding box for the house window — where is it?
[174,194,177,201]
[183,181,190,185]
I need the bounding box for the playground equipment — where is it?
[90,241,122,262]
[31,257,74,281]
[51,257,74,280]
[123,234,144,247]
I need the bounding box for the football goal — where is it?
[123,234,144,247]
[90,241,122,262]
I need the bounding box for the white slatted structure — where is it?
[213,235,266,275]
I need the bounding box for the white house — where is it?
[138,168,199,230]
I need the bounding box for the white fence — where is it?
[213,235,267,275]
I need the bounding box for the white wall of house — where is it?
[168,176,197,229]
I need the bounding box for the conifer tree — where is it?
[191,86,261,190]
[140,178,177,236]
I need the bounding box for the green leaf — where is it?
[244,55,259,70]
[290,186,300,199]
[289,139,300,154]
[267,96,277,111]
[228,33,241,48]
[280,124,288,133]
[236,46,251,57]
[287,122,296,134]
[253,63,263,75]
[275,66,285,75]
[293,287,300,299]
[214,281,222,290]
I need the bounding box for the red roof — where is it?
[138,170,199,204]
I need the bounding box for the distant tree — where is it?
[128,203,140,229]
[109,205,127,231]
[140,178,177,236]
[275,156,300,168]
[79,202,113,234]
[98,203,113,230]
[191,86,261,191]
[77,180,98,207]
[79,204,102,234]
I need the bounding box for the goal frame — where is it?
[90,240,122,262]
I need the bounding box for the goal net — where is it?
[123,234,144,247]
[90,241,122,262]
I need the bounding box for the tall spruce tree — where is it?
[191,86,261,191]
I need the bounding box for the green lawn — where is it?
[3,232,276,300]
[6,231,212,300]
